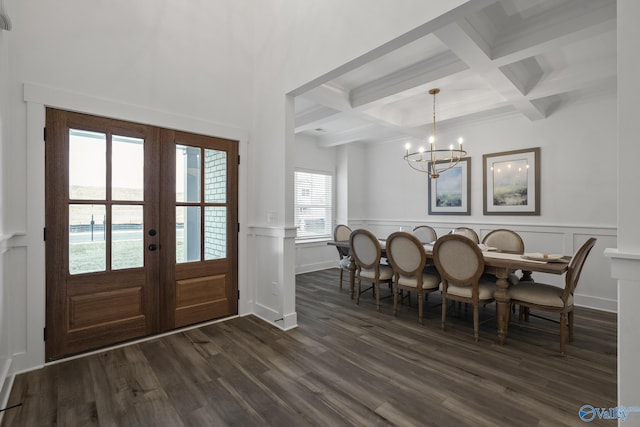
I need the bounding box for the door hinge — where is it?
[43,228,46,241]
[43,127,46,141]
[238,155,240,165]
[43,327,47,341]
[238,223,240,233]
[237,290,240,300]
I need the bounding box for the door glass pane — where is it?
[112,135,144,201]
[205,207,226,260]
[177,206,201,263]
[176,145,201,203]
[69,129,106,200]
[112,205,144,270]
[69,204,106,275]
[204,149,226,203]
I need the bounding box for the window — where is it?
[294,170,332,240]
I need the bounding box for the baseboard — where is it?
[296,260,336,274]
[252,303,298,331]
[575,294,617,313]
[0,357,14,422]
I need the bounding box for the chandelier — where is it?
[403,88,467,179]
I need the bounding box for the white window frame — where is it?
[294,169,333,242]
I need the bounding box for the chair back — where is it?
[386,232,427,279]
[482,229,525,254]
[450,227,479,243]
[333,224,352,257]
[349,229,382,270]
[433,234,484,286]
[563,237,597,301]
[412,225,437,244]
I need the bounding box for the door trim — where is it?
[19,84,249,371]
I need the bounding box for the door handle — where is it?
[148,244,158,251]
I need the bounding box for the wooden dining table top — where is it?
[328,239,571,275]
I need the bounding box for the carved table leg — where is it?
[349,258,356,300]
[494,269,511,345]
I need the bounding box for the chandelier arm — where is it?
[403,88,466,179]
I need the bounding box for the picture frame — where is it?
[428,157,471,215]
[483,147,540,215]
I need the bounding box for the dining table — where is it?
[328,238,571,345]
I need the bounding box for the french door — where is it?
[45,109,238,361]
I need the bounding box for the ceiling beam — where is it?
[349,51,469,108]
[435,21,547,120]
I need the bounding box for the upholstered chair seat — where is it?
[350,229,394,311]
[359,265,394,281]
[386,231,440,324]
[439,280,495,300]
[507,237,596,354]
[433,234,496,341]
[397,272,440,290]
[508,283,573,308]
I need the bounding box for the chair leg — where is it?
[375,281,381,312]
[568,310,574,342]
[418,291,424,325]
[560,312,567,354]
[356,279,362,305]
[393,286,399,317]
[339,268,343,290]
[473,304,479,342]
[441,294,447,331]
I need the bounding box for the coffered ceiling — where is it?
[294,0,616,147]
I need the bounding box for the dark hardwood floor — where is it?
[2,269,617,426]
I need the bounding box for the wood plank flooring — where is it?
[2,269,617,426]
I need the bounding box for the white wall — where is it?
[248,0,468,328]
[364,94,617,226]
[0,16,12,408]
[4,0,254,373]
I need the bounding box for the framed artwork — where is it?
[483,147,540,215]
[428,157,471,215]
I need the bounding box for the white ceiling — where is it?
[294,0,616,148]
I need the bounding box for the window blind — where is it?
[294,170,332,240]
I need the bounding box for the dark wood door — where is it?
[45,109,238,360]
[158,130,238,330]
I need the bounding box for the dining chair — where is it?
[507,237,597,354]
[412,225,437,244]
[385,232,440,324]
[450,227,479,243]
[333,224,352,290]
[482,229,526,286]
[349,229,394,311]
[433,234,496,342]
